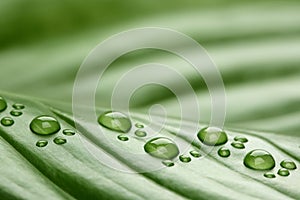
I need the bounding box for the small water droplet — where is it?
[53,137,67,145]
[277,168,290,176]
[189,150,201,158]
[63,129,76,136]
[134,130,147,137]
[0,97,7,112]
[12,103,25,110]
[135,123,144,128]
[117,134,129,141]
[218,147,231,157]
[30,115,60,136]
[98,111,131,133]
[244,149,275,170]
[10,110,23,117]
[280,159,297,170]
[264,172,276,178]
[197,127,228,146]
[162,160,174,167]
[36,140,48,147]
[234,136,248,143]
[179,155,191,163]
[1,117,14,126]
[231,141,245,149]
[144,137,179,159]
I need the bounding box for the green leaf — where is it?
[1,1,300,199]
[0,93,299,199]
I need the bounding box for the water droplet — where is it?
[12,103,25,110]
[53,137,67,145]
[144,137,179,159]
[98,111,131,133]
[10,110,23,117]
[1,117,14,126]
[0,97,7,112]
[63,129,76,136]
[218,147,231,157]
[244,149,275,170]
[231,141,245,149]
[162,160,174,167]
[189,150,201,158]
[134,130,147,137]
[280,159,297,170]
[135,123,144,128]
[234,136,248,143]
[30,115,60,136]
[197,127,228,146]
[277,168,290,176]
[264,172,276,178]
[117,134,129,141]
[179,155,191,163]
[36,140,48,147]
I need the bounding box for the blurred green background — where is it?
[1,0,300,135]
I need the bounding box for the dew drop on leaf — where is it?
[134,130,147,137]
[30,115,61,135]
[98,111,131,133]
[144,137,179,159]
[231,141,245,149]
[189,150,201,158]
[63,129,76,136]
[10,110,23,117]
[280,159,297,170]
[234,136,248,143]
[53,136,67,145]
[243,149,275,170]
[218,147,231,157]
[135,123,144,128]
[162,160,174,167]
[179,155,191,163]
[197,127,228,146]
[36,140,48,147]
[12,103,25,110]
[277,168,290,176]
[117,134,129,141]
[264,172,276,178]
[0,97,7,112]
[1,117,14,126]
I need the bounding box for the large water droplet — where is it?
[98,111,131,133]
[244,149,275,170]
[12,103,25,110]
[53,137,67,145]
[134,130,147,137]
[63,129,75,136]
[135,123,144,128]
[234,136,248,143]
[231,141,245,149]
[117,134,129,141]
[277,168,290,176]
[0,97,7,112]
[197,127,228,146]
[264,172,276,178]
[190,150,201,158]
[162,160,174,167]
[36,140,48,147]
[10,110,23,117]
[144,137,179,159]
[179,155,191,163]
[30,115,61,135]
[218,147,231,157]
[280,159,297,170]
[1,117,14,126]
